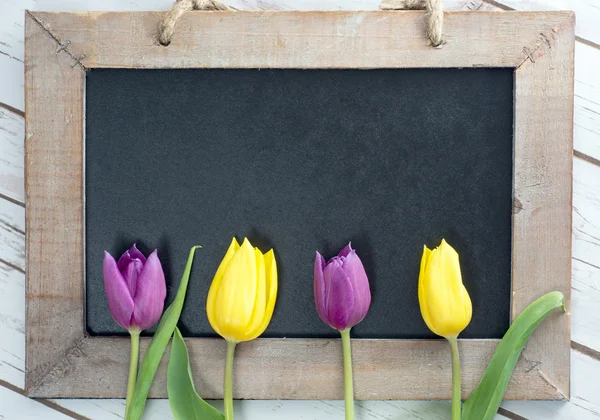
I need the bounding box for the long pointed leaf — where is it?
[127,246,202,420]
[168,327,225,420]
[462,291,565,420]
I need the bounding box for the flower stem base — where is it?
[224,340,237,420]
[448,336,461,420]
[340,328,354,420]
[125,328,140,420]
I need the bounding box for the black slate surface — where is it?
[85,68,513,339]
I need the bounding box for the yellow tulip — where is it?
[418,239,472,339]
[206,237,278,343]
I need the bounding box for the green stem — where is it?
[125,329,140,420]
[224,340,237,420]
[340,328,354,420]
[448,337,461,420]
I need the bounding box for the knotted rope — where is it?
[380,0,444,47]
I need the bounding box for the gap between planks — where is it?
[2,4,598,417]
[0,191,24,208]
[0,101,24,118]
[574,150,600,169]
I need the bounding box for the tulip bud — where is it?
[418,239,472,338]
[314,243,371,331]
[206,238,278,343]
[103,244,166,332]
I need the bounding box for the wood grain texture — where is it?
[511,10,575,400]
[0,384,73,420]
[0,0,596,418]
[573,42,600,162]
[30,10,572,69]
[22,9,574,401]
[0,195,25,272]
[572,157,600,351]
[503,350,600,419]
[52,398,511,420]
[7,155,592,416]
[28,337,565,400]
[491,0,600,47]
[0,0,34,111]
[24,11,85,395]
[0,108,25,204]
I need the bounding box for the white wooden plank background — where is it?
[1,0,598,419]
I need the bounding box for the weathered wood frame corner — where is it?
[24,10,574,400]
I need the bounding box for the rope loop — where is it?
[158,0,232,46]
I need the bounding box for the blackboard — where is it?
[85,68,513,339]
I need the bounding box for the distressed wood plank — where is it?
[28,336,566,400]
[24,10,86,394]
[503,349,600,419]
[572,157,600,351]
[0,385,73,420]
[574,42,600,162]
[32,0,478,11]
[0,0,34,111]
[0,196,25,272]
[0,108,24,204]
[52,398,513,419]
[32,11,573,69]
[0,261,25,388]
[0,2,588,418]
[24,10,573,401]
[511,9,575,399]
[491,0,600,47]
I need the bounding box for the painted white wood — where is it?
[503,350,600,419]
[1,0,600,419]
[0,108,24,204]
[53,398,512,419]
[0,262,25,388]
[572,157,600,351]
[493,0,600,46]
[0,0,34,111]
[0,201,25,389]
[0,386,72,420]
[0,198,24,272]
[574,42,600,162]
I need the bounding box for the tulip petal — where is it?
[117,244,146,273]
[244,248,267,341]
[103,251,134,330]
[418,245,436,333]
[342,250,371,327]
[206,238,240,338]
[421,240,472,338]
[129,244,147,264]
[438,240,469,333]
[123,258,144,298]
[314,252,328,324]
[323,259,354,330]
[132,250,166,330]
[255,249,278,338]
[214,238,257,341]
[338,242,353,258]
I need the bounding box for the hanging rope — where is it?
[380,0,444,47]
[158,0,233,46]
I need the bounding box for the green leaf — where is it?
[168,327,225,420]
[461,291,565,420]
[127,246,202,420]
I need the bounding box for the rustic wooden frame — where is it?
[24,10,574,400]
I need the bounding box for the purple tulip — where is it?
[103,244,166,332]
[314,243,372,331]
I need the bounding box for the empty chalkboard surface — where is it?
[85,68,513,339]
